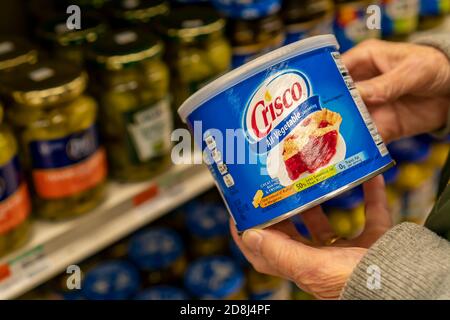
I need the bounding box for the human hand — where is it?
[342,39,450,143]
[230,176,392,300]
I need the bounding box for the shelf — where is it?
[0,163,214,300]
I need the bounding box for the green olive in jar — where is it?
[88,29,172,182]
[0,103,32,257]
[37,14,107,67]
[1,61,107,220]
[156,6,231,120]
[0,36,37,74]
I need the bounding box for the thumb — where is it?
[242,228,319,280]
[356,68,414,105]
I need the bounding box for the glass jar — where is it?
[419,0,450,30]
[88,29,172,182]
[156,6,231,120]
[106,0,169,27]
[1,61,107,220]
[128,227,187,286]
[0,103,32,257]
[37,14,107,67]
[0,36,37,74]
[389,138,436,224]
[334,0,381,52]
[185,200,229,257]
[184,256,247,300]
[381,0,419,40]
[226,11,285,68]
[282,0,334,45]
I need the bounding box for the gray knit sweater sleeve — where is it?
[341,223,450,300]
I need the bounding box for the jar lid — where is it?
[184,256,244,299]
[211,0,281,19]
[38,14,107,47]
[107,0,169,23]
[323,186,364,210]
[282,0,333,24]
[134,286,189,300]
[128,227,184,271]
[185,201,229,238]
[0,60,87,107]
[82,261,140,300]
[156,6,225,41]
[89,28,163,70]
[0,37,38,72]
[388,138,431,164]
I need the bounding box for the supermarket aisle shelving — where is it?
[0,163,214,299]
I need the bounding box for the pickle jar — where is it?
[184,256,247,300]
[37,14,107,66]
[282,0,334,45]
[381,0,419,40]
[106,0,169,27]
[1,61,107,220]
[128,227,187,286]
[226,10,285,68]
[334,0,382,52]
[0,103,32,257]
[88,29,172,182]
[156,6,231,118]
[0,36,38,74]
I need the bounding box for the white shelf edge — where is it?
[0,164,214,300]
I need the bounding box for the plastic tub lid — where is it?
[134,286,189,300]
[178,34,339,122]
[388,138,431,164]
[184,256,244,299]
[211,0,281,19]
[82,261,140,300]
[185,201,229,238]
[383,165,399,185]
[128,227,184,271]
[323,186,364,210]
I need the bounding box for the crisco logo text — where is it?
[245,71,309,141]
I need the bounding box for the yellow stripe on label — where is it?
[293,165,338,192]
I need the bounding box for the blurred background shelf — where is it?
[0,163,214,300]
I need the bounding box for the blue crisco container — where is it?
[211,0,282,19]
[82,261,140,300]
[128,227,186,284]
[179,35,394,232]
[184,256,246,299]
[135,286,189,300]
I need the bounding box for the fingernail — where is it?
[242,230,263,254]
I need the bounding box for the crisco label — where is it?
[29,126,107,199]
[245,71,310,142]
[0,156,31,235]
